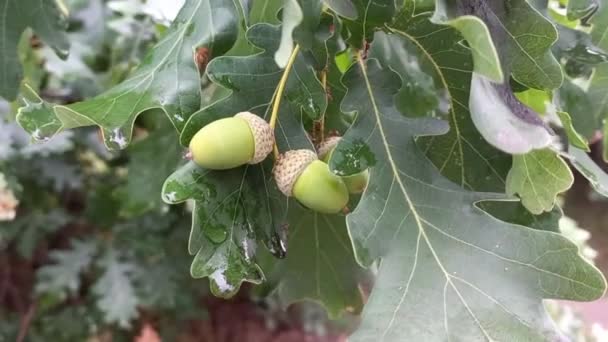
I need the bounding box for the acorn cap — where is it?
[274,149,318,196]
[316,136,341,159]
[235,111,274,164]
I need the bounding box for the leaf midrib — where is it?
[388,26,466,186]
[354,55,492,340]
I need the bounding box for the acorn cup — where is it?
[189,112,274,170]
[274,149,349,214]
[317,136,369,194]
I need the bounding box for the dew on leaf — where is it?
[267,231,287,259]
[204,225,228,244]
[105,128,129,150]
[32,129,51,142]
[218,76,239,91]
[173,114,185,122]
[163,191,178,203]
[209,268,235,294]
[331,138,376,176]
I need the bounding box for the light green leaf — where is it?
[275,0,303,68]
[568,146,608,197]
[556,111,589,151]
[506,149,573,215]
[331,45,605,342]
[275,0,324,67]
[431,3,503,82]
[93,249,139,328]
[17,0,243,149]
[0,0,70,100]
[514,88,550,115]
[36,239,97,298]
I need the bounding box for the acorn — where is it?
[189,112,274,170]
[274,149,349,214]
[317,136,369,194]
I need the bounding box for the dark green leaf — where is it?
[116,118,183,216]
[567,0,598,20]
[36,239,97,299]
[0,0,70,100]
[162,161,266,297]
[431,1,503,82]
[323,0,358,19]
[343,0,396,48]
[455,0,563,90]
[17,0,243,149]
[553,24,608,69]
[260,204,364,318]
[181,24,327,144]
[275,0,304,67]
[558,79,598,139]
[382,9,558,230]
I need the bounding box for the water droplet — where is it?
[267,231,287,258]
[219,76,239,91]
[106,128,128,150]
[32,129,50,142]
[304,97,320,118]
[163,191,178,203]
[209,268,235,294]
[53,47,70,60]
[241,237,257,262]
[205,226,228,244]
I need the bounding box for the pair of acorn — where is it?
[189,112,368,214]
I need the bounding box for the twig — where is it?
[16,303,36,342]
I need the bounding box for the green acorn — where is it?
[317,136,369,194]
[274,149,349,214]
[189,112,274,170]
